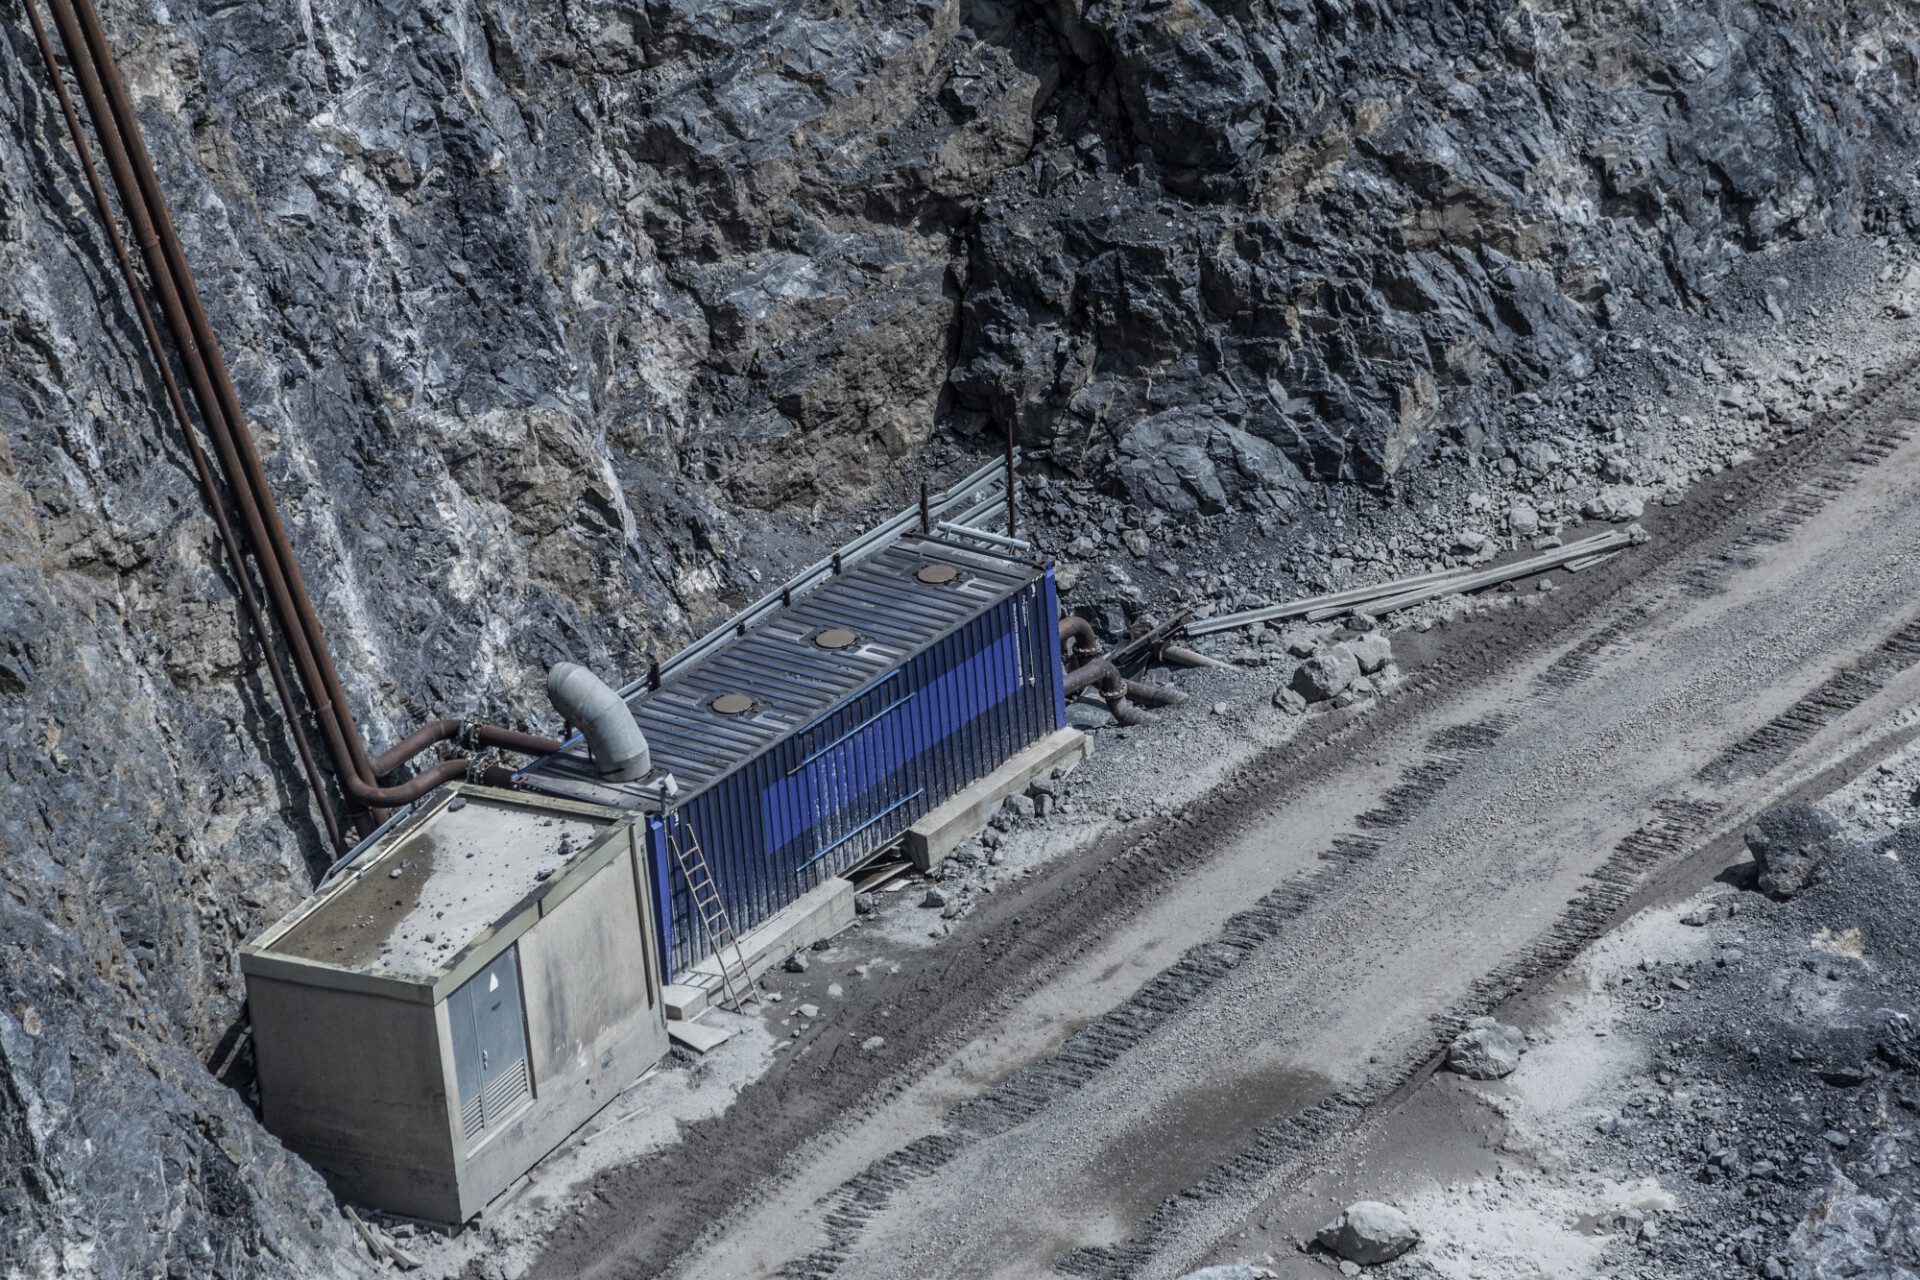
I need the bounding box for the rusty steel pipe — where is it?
[1118,678,1187,708]
[23,0,345,853]
[1062,656,1116,698]
[1057,615,1102,659]
[49,0,387,831]
[1160,643,1228,669]
[369,720,562,778]
[42,0,365,812]
[478,764,519,790]
[1062,656,1187,716]
[1072,659,1155,727]
[39,0,554,827]
[65,0,388,823]
[348,759,473,808]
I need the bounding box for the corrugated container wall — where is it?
[644,567,1066,976]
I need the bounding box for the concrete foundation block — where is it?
[667,876,855,1019]
[903,728,1090,871]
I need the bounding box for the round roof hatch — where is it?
[711,693,755,715]
[915,563,958,585]
[813,627,859,650]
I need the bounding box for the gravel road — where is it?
[524,369,1920,1280]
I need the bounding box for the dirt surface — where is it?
[1201,762,1920,1280]
[483,305,1920,1278]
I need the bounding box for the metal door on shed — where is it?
[448,948,533,1142]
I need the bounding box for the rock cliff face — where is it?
[2,0,1917,1270]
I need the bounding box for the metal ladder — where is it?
[664,818,759,1012]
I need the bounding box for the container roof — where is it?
[520,536,1042,809]
[247,788,626,990]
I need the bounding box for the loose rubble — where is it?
[1227,793,1920,1280]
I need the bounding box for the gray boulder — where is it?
[1446,1016,1528,1079]
[1746,803,1846,898]
[1115,408,1309,517]
[1108,2,1271,172]
[1347,633,1393,675]
[1786,1176,1920,1280]
[1292,646,1361,702]
[1172,1267,1275,1280]
[1516,441,1562,475]
[1316,1201,1419,1264]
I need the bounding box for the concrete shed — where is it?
[240,784,668,1223]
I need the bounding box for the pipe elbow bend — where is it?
[547,662,651,782]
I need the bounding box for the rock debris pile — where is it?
[1358,802,1920,1280]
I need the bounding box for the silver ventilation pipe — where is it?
[547,663,651,781]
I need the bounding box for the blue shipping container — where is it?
[523,537,1067,977]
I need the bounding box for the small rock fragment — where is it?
[1272,686,1308,714]
[920,888,947,909]
[783,951,810,973]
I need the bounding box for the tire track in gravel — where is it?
[752,367,1920,1279]
[773,716,1519,1280]
[1054,797,1726,1280]
[532,356,1920,1280]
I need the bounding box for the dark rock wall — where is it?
[0,0,1915,1271]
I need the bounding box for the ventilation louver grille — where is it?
[482,1057,531,1126]
[460,1092,485,1139]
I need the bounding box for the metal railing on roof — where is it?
[613,452,1021,699]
